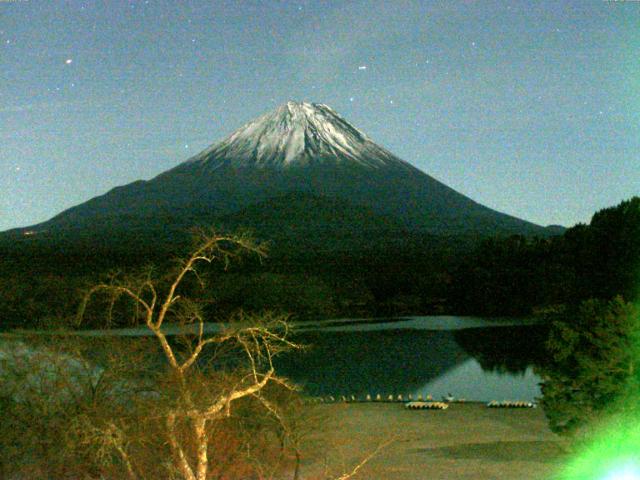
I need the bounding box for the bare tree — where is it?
[78,231,301,480]
[1,230,389,479]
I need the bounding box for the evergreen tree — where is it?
[538,297,640,435]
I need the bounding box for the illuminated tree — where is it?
[77,231,301,480]
[1,231,388,480]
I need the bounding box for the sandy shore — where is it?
[299,402,568,480]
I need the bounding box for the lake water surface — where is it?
[275,317,548,402]
[2,316,548,403]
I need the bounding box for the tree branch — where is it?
[167,412,196,480]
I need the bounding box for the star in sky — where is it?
[0,0,637,232]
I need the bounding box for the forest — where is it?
[1,196,638,330]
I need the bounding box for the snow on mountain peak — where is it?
[189,101,405,170]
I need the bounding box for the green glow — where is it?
[601,461,640,480]
[554,411,640,480]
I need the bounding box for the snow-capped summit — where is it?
[187,101,406,170]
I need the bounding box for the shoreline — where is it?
[1,315,543,337]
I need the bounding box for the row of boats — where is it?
[307,394,537,408]
[406,400,536,410]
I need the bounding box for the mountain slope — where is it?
[13,101,556,237]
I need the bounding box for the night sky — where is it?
[1,0,638,231]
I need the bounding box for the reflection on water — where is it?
[2,317,549,402]
[420,360,541,402]
[275,319,548,402]
[453,325,549,375]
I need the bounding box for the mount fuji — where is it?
[13,101,557,241]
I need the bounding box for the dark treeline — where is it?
[1,196,638,329]
[452,196,640,315]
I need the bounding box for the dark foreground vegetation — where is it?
[1,197,638,329]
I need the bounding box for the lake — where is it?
[275,317,548,402]
[1,316,549,403]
